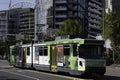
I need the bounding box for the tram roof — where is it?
[34,38,85,46]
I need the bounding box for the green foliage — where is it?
[114,46,120,64]
[104,12,120,64]
[57,19,83,36]
[106,54,114,65]
[104,12,117,39]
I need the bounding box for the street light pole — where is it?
[31,40,34,68]
[34,0,38,41]
[102,5,105,39]
[113,45,115,63]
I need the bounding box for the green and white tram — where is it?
[10,38,106,75]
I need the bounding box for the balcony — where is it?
[88,31,99,37]
[68,0,77,4]
[55,22,64,25]
[90,0,102,6]
[55,7,67,11]
[89,18,101,26]
[55,0,67,4]
[55,15,67,18]
[88,13,101,20]
[88,7,102,15]
[89,2,102,10]
[88,23,101,31]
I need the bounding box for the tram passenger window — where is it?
[73,44,77,56]
[64,45,70,56]
[44,47,48,56]
[27,47,30,56]
[19,48,22,57]
[39,47,43,56]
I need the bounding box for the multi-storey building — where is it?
[20,8,35,40]
[105,0,120,16]
[87,0,103,38]
[105,0,112,13]
[112,0,120,17]
[36,0,104,39]
[8,8,35,41]
[0,10,8,41]
[8,8,21,35]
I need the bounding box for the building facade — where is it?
[87,0,103,38]
[112,0,120,16]
[36,0,104,39]
[20,8,35,40]
[105,0,120,16]
[105,0,112,13]
[0,10,8,41]
[8,8,21,35]
[8,8,35,41]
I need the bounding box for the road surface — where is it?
[0,60,120,80]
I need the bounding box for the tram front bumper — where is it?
[85,67,106,74]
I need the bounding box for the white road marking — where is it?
[1,70,40,80]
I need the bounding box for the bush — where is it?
[114,46,120,64]
[115,53,120,64]
[106,54,114,66]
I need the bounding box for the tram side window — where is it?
[44,47,48,56]
[64,45,70,56]
[39,47,43,56]
[18,47,22,57]
[39,46,48,56]
[73,44,77,56]
[27,47,30,56]
[12,48,16,55]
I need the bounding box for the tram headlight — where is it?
[78,60,86,71]
[79,60,85,67]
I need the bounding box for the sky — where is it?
[0,0,35,10]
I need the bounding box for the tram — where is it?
[9,38,106,75]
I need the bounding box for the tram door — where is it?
[22,48,26,67]
[50,46,57,72]
[57,45,64,66]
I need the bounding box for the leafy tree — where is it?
[103,12,120,63]
[101,12,116,39]
[57,19,83,36]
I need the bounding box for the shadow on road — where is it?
[0,76,18,80]
[93,75,120,80]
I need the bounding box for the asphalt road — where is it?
[0,68,74,80]
[0,60,86,80]
[0,60,120,80]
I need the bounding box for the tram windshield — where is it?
[79,45,104,59]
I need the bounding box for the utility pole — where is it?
[34,0,38,41]
[102,0,105,39]
[9,0,12,8]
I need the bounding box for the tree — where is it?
[57,19,83,36]
[103,12,120,63]
[103,12,116,39]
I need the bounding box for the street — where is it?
[0,60,120,80]
[0,68,74,80]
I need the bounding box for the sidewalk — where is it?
[108,64,120,67]
[107,64,120,70]
[0,60,13,69]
